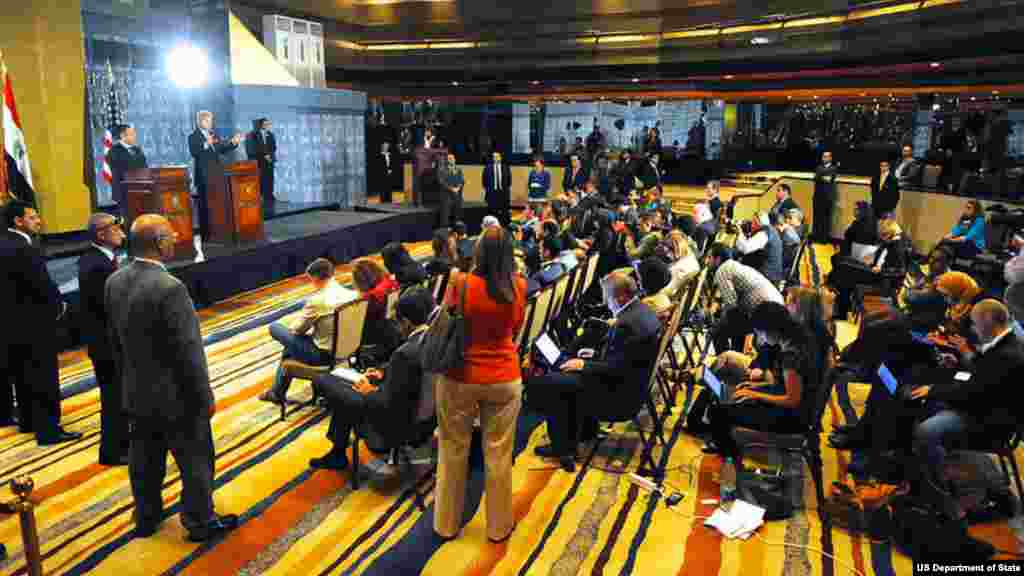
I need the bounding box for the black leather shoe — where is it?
[701,441,721,454]
[37,429,82,446]
[135,522,160,538]
[187,513,239,542]
[309,451,349,471]
[259,391,286,405]
[534,444,576,472]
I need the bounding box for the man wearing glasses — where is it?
[77,213,129,465]
[106,214,238,541]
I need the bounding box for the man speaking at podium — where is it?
[189,110,241,243]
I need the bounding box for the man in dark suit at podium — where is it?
[77,213,129,464]
[371,142,397,203]
[482,151,512,227]
[245,118,277,218]
[189,110,241,242]
[107,124,148,214]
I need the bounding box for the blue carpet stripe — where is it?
[341,494,423,576]
[62,410,328,576]
[618,406,689,576]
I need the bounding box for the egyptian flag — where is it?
[2,57,35,206]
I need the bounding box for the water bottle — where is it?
[720,457,737,502]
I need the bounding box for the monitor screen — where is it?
[877,363,899,395]
[535,332,562,366]
[703,367,724,399]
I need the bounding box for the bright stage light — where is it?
[167,44,208,89]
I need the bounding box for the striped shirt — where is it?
[713,259,784,314]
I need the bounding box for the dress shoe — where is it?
[37,428,83,446]
[534,444,576,472]
[135,522,160,538]
[100,454,130,466]
[187,513,239,542]
[701,440,721,454]
[259,391,286,405]
[309,450,349,471]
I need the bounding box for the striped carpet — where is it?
[1,242,1021,575]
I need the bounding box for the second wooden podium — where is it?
[206,160,266,245]
[123,166,196,260]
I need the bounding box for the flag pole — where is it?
[0,49,9,205]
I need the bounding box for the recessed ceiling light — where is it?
[786,95,792,100]
[813,95,818,99]
[724,75,735,80]
[930,62,941,68]
[751,36,773,45]
[631,77,640,83]
[971,96,977,101]
[993,90,1000,94]
[451,81,459,86]
[531,80,541,85]
[860,93,867,97]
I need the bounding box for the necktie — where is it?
[495,164,501,190]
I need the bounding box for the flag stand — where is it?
[0,49,9,205]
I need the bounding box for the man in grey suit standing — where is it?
[105,214,238,541]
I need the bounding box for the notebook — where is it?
[851,242,879,263]
[330,365,364,386]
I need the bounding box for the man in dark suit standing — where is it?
[482,151,513,227]
[0,200,81,445]
[189,110,241,243]
[106,214,237,541]
[871,159,900,220]
[244,118,277,218]
[525,271,661,472]
[638,152,663,196]
[370,142,397,203]
[107,124,148,214]
[812,151,838,243]
[77,213,129,465]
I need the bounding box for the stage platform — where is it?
[49,207,436,351]
[356,200,491,235]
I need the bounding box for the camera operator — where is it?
[734,211,785,285]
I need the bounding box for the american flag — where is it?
[100,61,123,185]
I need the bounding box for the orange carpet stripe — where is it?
[179,470,348,576]
[287,443,397,571]
[31,463,107,504]
[460,468,558,576]
[676,456,723,576]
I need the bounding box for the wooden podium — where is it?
[412,146,447,206]
[123,166,196,260]
[206,160,266,245]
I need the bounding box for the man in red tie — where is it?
[77,213,129,464]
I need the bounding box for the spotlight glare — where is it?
[167,44,208,89]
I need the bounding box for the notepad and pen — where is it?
[330,365,365,385]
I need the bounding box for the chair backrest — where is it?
[582,252,601,294]
[386,288,400,319]
[656,300,686,365]
[922,164,942,189]
[333,298,369,364]
[570,253,595,305]
[528,284,557,345]
[432,271,451,304]
[547,272,571,325]
[516,295,538,353]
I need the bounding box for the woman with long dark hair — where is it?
[434,227,527,544]
[381,241,427,288]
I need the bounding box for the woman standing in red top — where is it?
[434,227,527,544]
